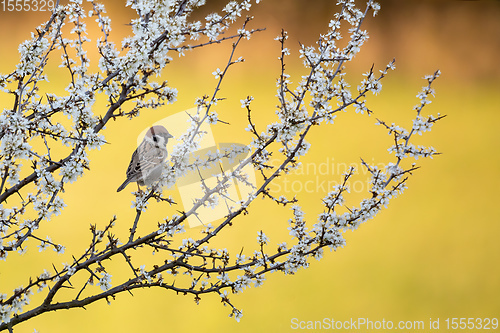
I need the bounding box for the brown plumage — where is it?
[117,125,173,192]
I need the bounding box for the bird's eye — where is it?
[153,136,158,142]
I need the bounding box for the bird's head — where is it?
[145,125,173,147]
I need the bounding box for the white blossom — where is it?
[212,68,223,80]
[256,230,269,245]
[97,272,112,291]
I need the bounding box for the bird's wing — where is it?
[129,143,167,177]
[125,147,141,180]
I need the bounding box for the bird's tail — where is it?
[117,179,131,192]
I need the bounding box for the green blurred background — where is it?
[0,0,499,332]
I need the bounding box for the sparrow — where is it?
[117,125,173,192]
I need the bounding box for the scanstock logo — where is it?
[138,108,257,228]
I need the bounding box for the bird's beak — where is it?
[167,133,174,139]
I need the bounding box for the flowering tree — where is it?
[0,0,444,331]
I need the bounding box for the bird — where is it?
[117,125,173,192]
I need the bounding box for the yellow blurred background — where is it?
[1,0,499,332]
